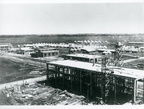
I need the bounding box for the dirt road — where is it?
[0,76,46,90]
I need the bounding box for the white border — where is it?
[0,0,144,4]
[0,0,144,108]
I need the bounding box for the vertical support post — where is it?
[55,66,57,87]
[46,63,49,85]
[101,73,105,102]
[134,80,137,103]
[135,80,137,100]
[132,79,136,104]
[73,69,75,83]
[90,72,92,97]
[122,79,125,93]
[114,77,117,104]
[95,73,97,87]
[70,68,73,91]
[47,53,48,57]
[62,67,64,89]
[57,66,60,85]
[80,70,82,93]
[143,78,144,103]
[43,53,44,57]
[87,84,90,101]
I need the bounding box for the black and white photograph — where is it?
[0,0,144,106]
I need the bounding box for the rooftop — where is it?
[81,46,96,52]
[38,48,57,51]
[48,60,144,79]
[128,42,144,44]
[41,50,59,53]
[66,54,101,59]
[0,45,11,47]
[20,47,34,51]
[97,49,115,52]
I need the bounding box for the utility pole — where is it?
[114,42,123,67]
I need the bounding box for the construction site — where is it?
[0,40,144,105]
[0,2,144,105]
[46,42,144,105]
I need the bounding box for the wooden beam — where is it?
[135,80,137,100]
[143,78,144,103]
[62,67,64,89]
[70,68,73,91]
[46,63,49,85]
[90,72,92,97]
[55,66,57,87]
[114,77,117,104]
[57,66,60,84]
[132,79,136,104]
[134,80,137,103]
[80,70,82,93]
[95,74,97,87]
[101,73,105,102]
[87,83,90,100]
[43,53,44,57]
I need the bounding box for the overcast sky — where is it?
[0,3,143,35]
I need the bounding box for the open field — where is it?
[0,34,143,47]
[0,34,144,105]
[0,57,46,84]
[0,50,64,84]
[124,59,144,70]
[0,51,48,84]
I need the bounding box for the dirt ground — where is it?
[0,52,63,84]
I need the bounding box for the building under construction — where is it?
[46,42,144,104]
[46,58,144,104]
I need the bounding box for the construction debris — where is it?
[1,82,98,105]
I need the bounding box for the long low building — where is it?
[64,54,102,63]
[16,47,34,56]
[31,48,59,58]
[0,43,13,51]
[97,48,115,53]
[46,60,144,104]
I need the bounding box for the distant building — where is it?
[128,42,144,46]
[9,47,19,53]
[23,44,35,48]
[0,43,13,51]
[64,53,102,64]
[16,47,34,56]
[139,47,144,51]
[80,47,96,54]
[31,48,59,58]
[97,48,115,53]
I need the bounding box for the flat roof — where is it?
[48,60,144,79]
[38,48,57,51]
[128,42,144,44]
[97,49,115,52]
[81,47,96,52]
[66,54,101,59]
[42,50,59,53]
[20,47,33,51]
[0,45,10,47]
